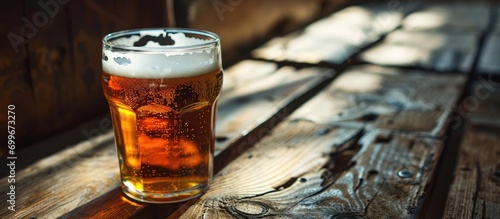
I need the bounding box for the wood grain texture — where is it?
[0,132,118,219]
[289,65,466,137]
[443,123,500,218]
[175,121,443,218]
[0,60,333,218]
[25,0,77,141]
[443,83,500,218]
[0,1,37,154]
[359,30,480,72]
[251,3,417,65]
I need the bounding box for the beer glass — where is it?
[102,28,222,203]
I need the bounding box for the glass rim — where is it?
[102,28,220,52]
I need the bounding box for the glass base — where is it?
[122,183,208,204]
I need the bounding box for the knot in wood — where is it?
[232,200,269,217]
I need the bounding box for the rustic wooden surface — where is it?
[359,30,479,72]
[215,60,335,154]
[443,123,500,218]
[171,65,465,218]
[174,65,450,218]
[289,65,466,137]
[443,83,500,218]
[0,61,333,218]
[2,2,499,218]
[251,3,417,65]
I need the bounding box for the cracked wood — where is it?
[175,65,451,218]
[175,122,443,218]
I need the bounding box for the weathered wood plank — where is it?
[443,83,500,218]
[216,61,335,154]
[359,30,480,72]
[0,132,118,219]
[289,65,467,137]
[443,124,500,218]
[251,3,417,65]
[174,65,454,218]
[0,60,333,218]
[175,122,443,218]
[402,3,490,33]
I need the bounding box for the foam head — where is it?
[102,29,221,78]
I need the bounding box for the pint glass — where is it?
[102,29,222,203]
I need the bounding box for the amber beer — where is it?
[102,29,222,203]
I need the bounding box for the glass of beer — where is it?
[101,28,222,203]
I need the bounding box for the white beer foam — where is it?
[103,32,220,78]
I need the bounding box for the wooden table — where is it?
[1,2,499,218]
